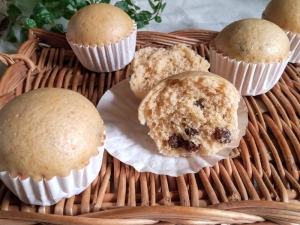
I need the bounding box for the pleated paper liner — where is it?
[0,28,299,224]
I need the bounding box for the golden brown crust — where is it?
[264,0,300,34]
[0,88,105,181]
[66,3,134,46]
[214,18,290,63]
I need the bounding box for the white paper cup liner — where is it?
[97,79,248,177]
[67,23,137,73]
[209,43,290,96]
[284,30,300,63]
[0,145,105,206]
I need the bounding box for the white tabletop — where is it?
[0,0,270,75]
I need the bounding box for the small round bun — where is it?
[215,18,290,63]
[130,43,210,99]
[264,0,300,33]
[0,88,105,181]
[138,71,240,157]
[67,3,134,46]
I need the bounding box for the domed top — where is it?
[264,0,300,34]
[214,18,290,63]
[66,3,134,46]
[0,88,105,181]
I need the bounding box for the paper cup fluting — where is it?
[0,145,105,206]
[209,43,290,96]
[67,23,137,73]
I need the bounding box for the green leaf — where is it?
[4,22,17,42]
[36,13,54,28]
[32,3,51,16]
[32,3,54,28]
[42,0,60,8]
[115,1,129,12]
[20,26,29,42]
[153,1,161,13]
[154,15,161,23]
[47,7,65,19]
[6,4,22,18]
[50,23,64,33]
[63,8,76,20]
[22,18,36,29]
[161,2,166,12]
[135,20,144,29]
[148,0,155,10]
[70,0,88,10]
[139,11,151,21]
[125,0,134,6]
[99,0,110,3]
[126,8,136,18]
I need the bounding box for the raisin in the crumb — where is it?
[214,127,232,143]
[184,141,199,152]
[168,134,181,148]
[168,134,200,152]
[185,128,200,136]
[194,100,204,109]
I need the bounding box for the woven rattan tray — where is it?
[0,28,299,225]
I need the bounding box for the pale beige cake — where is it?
[263,0,300,34]
[67,3,134,46]
[138,71,240,157]
[130,43,210,99]
[0,88,105,181]
[214,18,290,63]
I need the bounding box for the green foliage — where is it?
[0,0,166,43]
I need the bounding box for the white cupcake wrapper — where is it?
[67,23,137,73]
[0,145,105,206]
[284,30,300,63]
[209,44,290,96]
[97,79,248,177]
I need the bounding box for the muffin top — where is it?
[264,0,300,34]
[0,88,105,181]
[66,3,134,46]
[214,18,290,63]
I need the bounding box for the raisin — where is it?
[184,141,199,152]
[168,134,181,148]
[194,100,204,109]
[214,127,232,143]
[185,128,200,136]
[168,133,200,152]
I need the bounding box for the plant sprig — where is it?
[0,0,166,43]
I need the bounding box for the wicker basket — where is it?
[0,28,299,225]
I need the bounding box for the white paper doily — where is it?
[97,78,248,177]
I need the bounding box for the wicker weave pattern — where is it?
[0,28,299,224]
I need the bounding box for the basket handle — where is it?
[0,53,36,71]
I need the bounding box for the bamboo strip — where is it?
[247,122,270,176]
[209,168,228,202]
[260,94,283,131]
[78,206,265,223]
[263,114,299,181]
[218,162,241,201]
[245,128,262,176]
[250,164,272,201]
[198,169,219,204]
[233,159,260,200]
[176,175,190,206]
[0,210,158,225]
